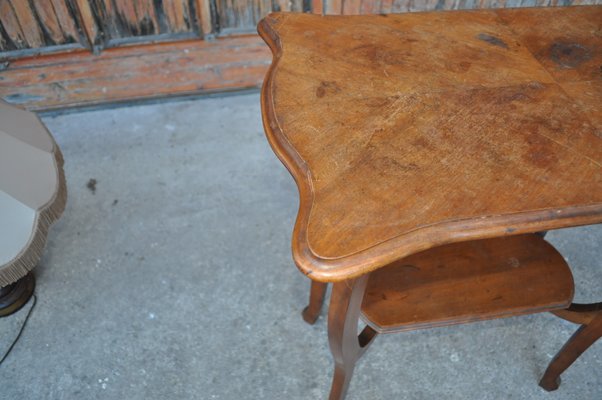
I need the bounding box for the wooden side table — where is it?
[258,7,602,399]
[0,100,67,316]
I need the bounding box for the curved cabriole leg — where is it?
[328,275,377,400]
[303,281,328,324]
[540,304,602,391]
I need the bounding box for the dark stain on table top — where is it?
[258,6,602,282]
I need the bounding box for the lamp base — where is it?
[0,273,35,317]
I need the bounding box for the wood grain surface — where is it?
[258,7,602,282]
[91,0,193,39]
[323,0,600,15]
[0,35,270,110]
[0,0,84,52]
[216,0,304,33]
[0,0,202,53]
[361,234,574,333]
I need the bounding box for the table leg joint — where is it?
[551,302,602,325]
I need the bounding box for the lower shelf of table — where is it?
[361,234,574,334]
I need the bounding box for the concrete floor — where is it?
[0,92,600,400]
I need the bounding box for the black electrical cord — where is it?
[0,294,37,366]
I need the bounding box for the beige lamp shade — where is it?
[0,100,66,287]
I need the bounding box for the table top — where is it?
[258,6,602,282]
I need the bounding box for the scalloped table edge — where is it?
[257,12,602,283]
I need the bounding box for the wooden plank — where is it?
[236,0,253,29]
[50,0,81,43]
[32,1,63,44]
[10,0,44,48]
[275,0,290,11]
[74,0,99,48]
[163,0,189,32]
[290,0,303,11]
[194,0,214,36]
[361,235,574,333]
[379,0,394,13]
[343,0,362,14]
[0,35,271,110]
[391,0,436,13]
[97,0,113,16]
[214,0,304,32]
[0,0,26,50]
[312,0,324,14]
[360,0,381,14]
[0,29,6,52]
[252,0,267,27]
[113,0,138,36]
[133,0,158,34]
[218,0,234,29]
[89,0,114,36]
[327,0,344,14]
[81,0,200,39]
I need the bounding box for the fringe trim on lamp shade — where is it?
[0,142,67,287]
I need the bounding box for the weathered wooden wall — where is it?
[0,0,85,53]
[0,0,209,56]
[87,0,198,42]
[0,0,600,110]
[0,0,308,55]
[217,0,304,33]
